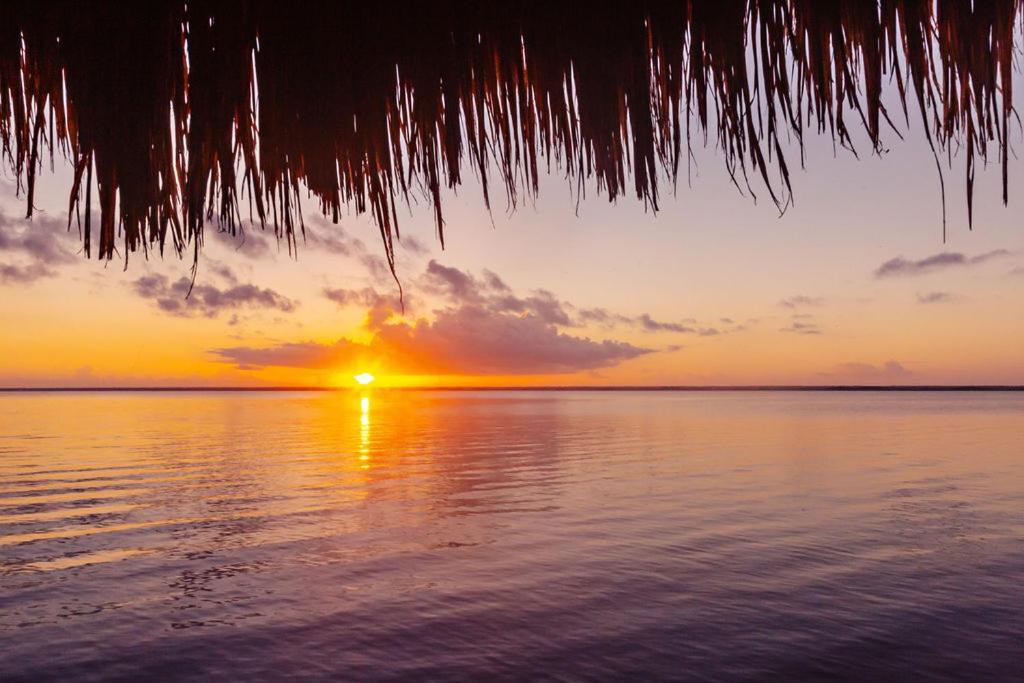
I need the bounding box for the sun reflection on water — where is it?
[359,395,371,468]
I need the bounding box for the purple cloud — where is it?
[875,250,1011,278]
[0,262,54,284]
[481,269,510,292]
[323,286,405,312]
[0,209,79,284]
[133,270,296,318]
[303,216,365,256]
[779,320,822,335]
[208,225,274,259]
[419,259,490,302]
[491,290,574,326]
[212,339,367,371]
[916,291,953,304]
[213,304,652,375]
[0,212,78,264]
[779,295,824,309]
[420,260,719,334]
[399,236,431,257]
[576,307,634,327]
[637,313,695,333]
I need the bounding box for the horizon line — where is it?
[1,385,1023,393]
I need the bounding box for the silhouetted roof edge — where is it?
[1,1,1019,273]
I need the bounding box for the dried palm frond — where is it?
[0,1,1020,274]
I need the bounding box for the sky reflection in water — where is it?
[1,390,1022,680]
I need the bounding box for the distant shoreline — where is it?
[2,386,1022,393]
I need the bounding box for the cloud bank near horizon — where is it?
[213,305,652,376]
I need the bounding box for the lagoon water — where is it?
[1,390,1022,680]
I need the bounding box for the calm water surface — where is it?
[0,390,1022,680]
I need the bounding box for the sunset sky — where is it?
[1,119,1021,388]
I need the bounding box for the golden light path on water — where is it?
[360,394,370,468]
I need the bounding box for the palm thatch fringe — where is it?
[0,1,1020,272]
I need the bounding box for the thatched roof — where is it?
[1,1,1021,272]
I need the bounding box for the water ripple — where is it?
[0,390,1022,680]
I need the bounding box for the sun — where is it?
[354,372,375,386]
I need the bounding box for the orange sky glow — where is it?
[1,115,1022,388]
